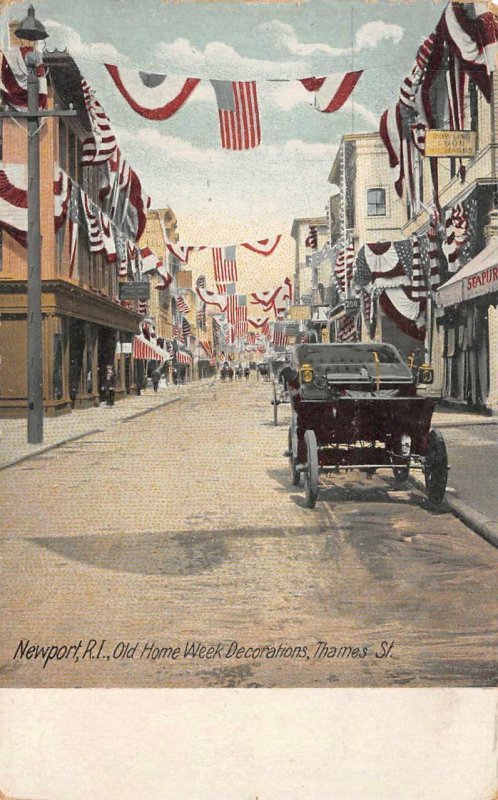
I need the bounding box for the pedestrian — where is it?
[173,365,178,386]
[104,365,116,407]
[151,367,161,392]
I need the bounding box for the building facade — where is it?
[0,43,150,417]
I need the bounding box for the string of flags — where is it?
[166,235,282,265]
[104,64,364,150]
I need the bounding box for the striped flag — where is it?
[211,80,261,150]
[82,190,104,253]
[196,274,207,289]
[427,218,441,292]
[305,225,318,250]
[337,313,359,342]
[216,282,236,295]
[81,79,117,165]
[197,304,207,329]
[410,235,427,300]
[182,317,191,337]
[176,295,191,314]
[212,246,238,282]
[335,243,355,295]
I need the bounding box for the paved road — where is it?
[1,378,497,687]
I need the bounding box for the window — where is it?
[367,188,386,216]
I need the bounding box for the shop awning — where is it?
[437,240,498,308]
[132,335,171,361]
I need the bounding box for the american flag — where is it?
[335,242,355,295]
[172,323,184,342]
[196,274,206,289]
[212,246,238,283]
[427,219,441,292]
[182,317,191,337]
[138,299,148,315]
[176,295,191,314]
[197,304,207,329]
[216,282,236,295]
[337,313,359,342]
[81,80,117,165]
[305,225,318,250]
[212,317,222,350]
[273,324,288,348]
[81,190,104,253]
[210,80,261,150]
[247,332,256,345]
[411,235,427,300]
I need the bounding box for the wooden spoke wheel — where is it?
[424,429,448,505]
[304,429,319,508]
[288,427,301,486]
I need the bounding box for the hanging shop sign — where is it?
[344,297,361,311]
[425,130,477,158]
[288,305,312,321]
[119,282,150,300]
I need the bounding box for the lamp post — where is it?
[0,6,76,443]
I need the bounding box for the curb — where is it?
[0,428,103,472]
[0,381,215,472]
[408,474,498,549]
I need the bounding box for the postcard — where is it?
[1,0,498,792]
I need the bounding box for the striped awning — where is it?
[132,335,170,361]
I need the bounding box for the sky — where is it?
[0,0,444,282]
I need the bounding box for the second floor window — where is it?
[367,188,386,216]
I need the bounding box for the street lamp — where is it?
[0,6,76,443]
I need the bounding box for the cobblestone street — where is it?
[1,378,497,688]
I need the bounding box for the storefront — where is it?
[437,240,498,413]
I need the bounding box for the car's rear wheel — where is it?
[304,429,319,508]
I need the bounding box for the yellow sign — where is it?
[425,130,477,158]
[288,305,311,321]
[176,270,192,289]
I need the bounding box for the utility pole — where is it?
[0,6,76,443]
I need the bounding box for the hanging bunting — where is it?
[54,167,71,232]
[105,64,200,120]
[240,235,281,256]
[0,163,27,246]
[299,70,363,113]
[0,47,47,110]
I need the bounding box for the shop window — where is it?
[53,333,64,400]
[367,188,386,217]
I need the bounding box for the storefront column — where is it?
[487,304,498,412]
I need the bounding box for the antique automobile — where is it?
[283,342,448,508]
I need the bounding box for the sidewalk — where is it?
[412,408,498,548]
[0,379,214,471]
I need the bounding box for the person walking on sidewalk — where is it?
[104,365,116,407]
[151,367,161,392]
